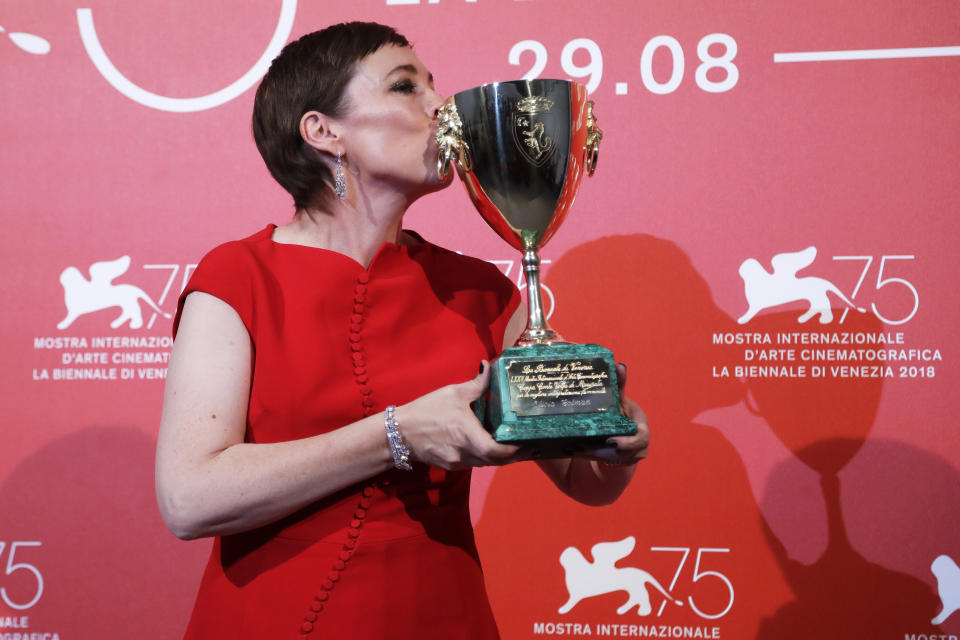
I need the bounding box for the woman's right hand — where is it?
[395,362,523,469]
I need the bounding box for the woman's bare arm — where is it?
[156,292,518,540]
[156,292,396,539]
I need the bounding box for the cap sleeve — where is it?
[172,241,254,338]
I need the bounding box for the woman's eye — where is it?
[391,80,417,94]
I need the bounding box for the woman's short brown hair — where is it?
[252,22,410,209]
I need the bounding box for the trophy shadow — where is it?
[733,310,951,635]
[756,437,955,637]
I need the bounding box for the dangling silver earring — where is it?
[334,152,347,200]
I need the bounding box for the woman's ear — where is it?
[299,110,341,155]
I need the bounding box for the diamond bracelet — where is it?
[384,405,413,471]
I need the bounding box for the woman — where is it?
[156,22,649,639]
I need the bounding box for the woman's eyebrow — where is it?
[386,64,418,77]
[386,64,434,85]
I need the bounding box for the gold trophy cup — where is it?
[437,79,636,451]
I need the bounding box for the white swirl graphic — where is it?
[76,1,296,113]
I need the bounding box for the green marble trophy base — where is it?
[477,342,636,456]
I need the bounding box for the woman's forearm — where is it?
[157,411,394,540]
[157,292,518,540]
[536,458,637,507]
[156,292,396,539]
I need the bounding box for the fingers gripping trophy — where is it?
[437,79,636,454]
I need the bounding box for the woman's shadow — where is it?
[474,234,954,637]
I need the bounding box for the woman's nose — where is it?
[426,88,445,119]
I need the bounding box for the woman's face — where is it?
[337,45,449,199]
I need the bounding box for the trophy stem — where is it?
[519,247,562,345]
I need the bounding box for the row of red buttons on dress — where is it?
[351,273,375,415]
[298,484,374,636]
[299,272,376,637]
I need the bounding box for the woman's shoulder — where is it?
[183,225,282,300]
[198,225,275,266]
[410,235,520,316]
[412,233,506,281]
[174,226,275,336]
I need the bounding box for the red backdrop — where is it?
[2,1,958,638]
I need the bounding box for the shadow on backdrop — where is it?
[758,437,954,637]
[475,234,952,638]
[0,427,210,636]
[742,310,950,635]
[476,234,784,638]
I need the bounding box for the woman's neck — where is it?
[274,189,412,267]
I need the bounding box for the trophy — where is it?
[436,79,636,452]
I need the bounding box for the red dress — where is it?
[174,225,520,639]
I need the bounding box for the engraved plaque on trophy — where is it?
[436,79,636,452]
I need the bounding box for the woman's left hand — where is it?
[534,362,648,505]
[574,363,650,466]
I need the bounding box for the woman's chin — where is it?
[421,168,455,194]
